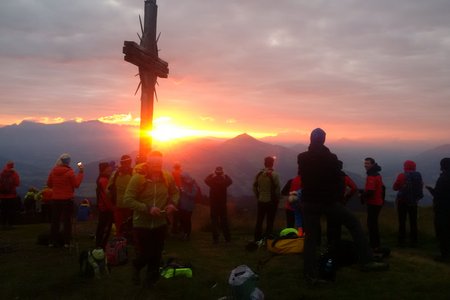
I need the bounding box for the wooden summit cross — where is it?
[123,0,169,160]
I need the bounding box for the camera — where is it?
[77,162,83,167]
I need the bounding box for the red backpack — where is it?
[105,237,128,266]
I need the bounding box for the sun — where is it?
[146,117,200,142]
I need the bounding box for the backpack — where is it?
[105,237,128,266]
[0,170,15,194]
[79,249,110,278]
[266,228,304,254]
[398,172,423,204]
[160,257,193,279]
[253,171,277,202]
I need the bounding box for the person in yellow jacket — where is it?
[123,151,179,287]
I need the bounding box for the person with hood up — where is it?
[253,156,281,242]
[361,157,385,253]
[47,153,84,247]
[95,162,114,249]
[393,160,424,247]
[0,161,20,229]
[426,158,450,262]
[298,128,388,284]
[178,172,198,240]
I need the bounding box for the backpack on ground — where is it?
[79,248,110,278]
[266,228,304,254]
[228,265,264,300]
[105,237,128,266]
[0,170,15,194]
[160,257,193,279]
[399,171,424,204]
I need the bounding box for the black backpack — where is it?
[399,172,424,204]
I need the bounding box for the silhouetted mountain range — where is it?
[1,121,449,207]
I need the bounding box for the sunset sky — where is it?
[1,0,450,144]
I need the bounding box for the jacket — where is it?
[97,175,113,212]
[47,165,83,200]
[204,173,233,204]
[393,160,423,204]
[0,166,20,199]
[253,168,281,203]
[364,164,384,206]
[297,144,343,204]
[107,167,132,208]
[123,163,179,230]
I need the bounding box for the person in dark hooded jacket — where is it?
[298,129,388,284]
[393,160,424,247]
[426,158,450,262]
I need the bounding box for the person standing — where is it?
[170,162,183,235]
[95,162,114,249]
[252,156,281,242]
[178,172,198,240]
[205,166,233,244]
[0,161,20,229]
[108,155,134,239]
[393,160,424,247]
[123,151,179,287]
[298,128,387,284]
[426,158,450,262]
[47,154,84,247]
[361,157,385,253]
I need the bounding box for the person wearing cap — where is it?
[393,160,424,247]
[297,128,388,284]
[123,151,179,287]
[0,161,20,229]
[108,155,134,239]
[252,156,281,242]
[46,153,84,247]
[95,162,114,249]
[426,158,450,262]
[204,166,233,244]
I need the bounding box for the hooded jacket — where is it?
[47,165,83,200]
[123,163,179,230]
[0,164,20,199]
[107,166,133,209]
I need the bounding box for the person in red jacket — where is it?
[95,162,114,249]
[47,153,84,247]
[0,161,20,229]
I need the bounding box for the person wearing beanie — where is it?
[426,158,450,262]
[361,157,387,254]
[393,160,424,247]
[95,162,114,249]
[47,153,84,247]
[0,160,20,229]
[205,166,233,244]
[108,155,134,239]
[253,156,281,242]
[297,128,388,284]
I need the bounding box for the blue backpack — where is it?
[399,171,423,204]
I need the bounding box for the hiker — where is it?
[205,166,233,244]
[253,156,281,242]
[326,160,358,249]
[36,186,52,222]
[95,162,114,249]
[361,157,386,254]
[23,187,38,215]
[393,160,424,247]
[178,172,198,240]
[0,161,20,229]
[123,151,179,287]
[297,128,388,284]
[47,153,84,247]
[426,158,450,262]
[108,155,133,239]
[170,162,183,235]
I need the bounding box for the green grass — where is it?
[1,205,450,300]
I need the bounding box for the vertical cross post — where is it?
[123,0,169,161]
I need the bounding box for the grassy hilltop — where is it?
[1,204,450,300]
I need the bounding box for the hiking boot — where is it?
[360,261,389,272]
